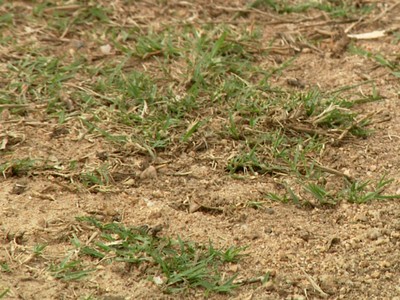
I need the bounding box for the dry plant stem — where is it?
[286,124,332,137]
[299,267,329,298]
[33,170,80,179]
[0,104,29,108]
[60,21,73,39]
[64,82,112,102]
[313,163,355,182]
[234,276,266,285]
[345,16,366,33]
[313,28,335,37]
[43,5,82,13]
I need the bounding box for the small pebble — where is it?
[100,44,112,55]
[299,230,310,242]
[390,231,400,240]
[370,270,380,279]
[354,212,368,222]
[264,280,275,291]
[148,210,162,220]
[140,165,157,180]
[379,261,391,268]
[266,208,275,214]
[367,228,381,240]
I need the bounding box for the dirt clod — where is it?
[139,165,157,180]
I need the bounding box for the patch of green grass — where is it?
[80,296,96,300]
[225,83,377,184]
[220,246,247,263]
[246,200,267,210]
[265,191,291,203]
[304,182,336,205]
[181,119,208,143]
[392,32,400,45]
[0,288,10,299]
[34,3,111,34]
[63,217,246,295]
[249,0,375,17]
[341,176,400,204]
[10,14,370,181]
[79,164,112,188]
[0,12,13,26]
[266,176,400,206]
[0,262,11,273]
[227,147,265,175]
[33,244,47,256]
[0,158,37,177]
[2,1,395,203]
[50,252,96,281]
[134,32,180,59]
[349,45,400,77]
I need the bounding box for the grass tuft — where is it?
[57,217,248,295]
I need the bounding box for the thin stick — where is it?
[299,267,329,298]
[0,104,29,108]
[314,164,355,182]
[43,5,82,13]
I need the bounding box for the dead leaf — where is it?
[189,200,202,213]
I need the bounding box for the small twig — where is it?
[86,232,98,245]
[43,5,82,13]
[313,163,355,182]
[60,20,73,39]
[345,16,366,33]
[64,82,114,102]
[285,124,331,137]
[33,170,79,179]
[234,275,266,285]
[0,104,29,109]
[313,28,335,37]
[172,171,193,176]
[299,267,329,298]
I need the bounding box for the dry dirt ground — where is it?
[1,1,400,299]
